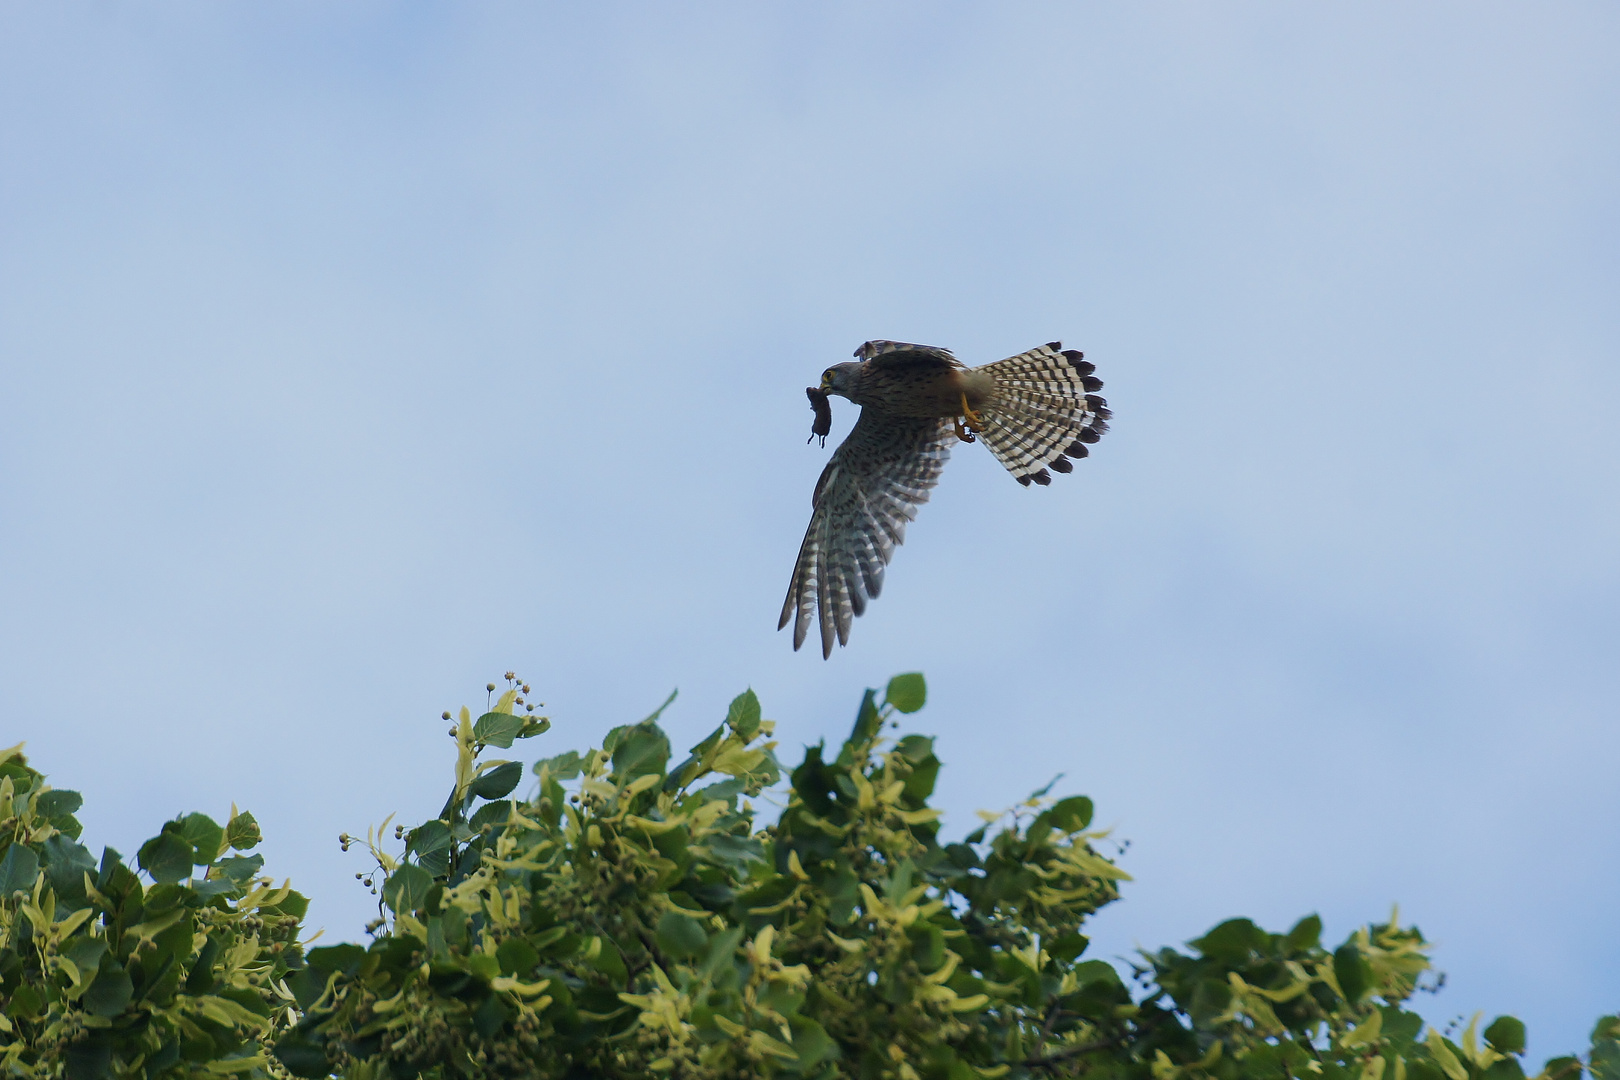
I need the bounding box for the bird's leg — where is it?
[959,392,984,432]
[953,416,976,443]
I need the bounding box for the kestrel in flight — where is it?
[779,339,1110,658]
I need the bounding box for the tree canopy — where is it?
[2,675,1615,1080]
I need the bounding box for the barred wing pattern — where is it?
[779,412,955,658]
[973,343,1110,486]
[856,339,961,367]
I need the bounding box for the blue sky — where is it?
[2,2,1616,1058]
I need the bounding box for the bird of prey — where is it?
[779,339,1110,658]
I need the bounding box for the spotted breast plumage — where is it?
[779,339,1110,658]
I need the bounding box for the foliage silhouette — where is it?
[3,677,1616,1080]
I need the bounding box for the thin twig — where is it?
[1023,1034,1129,1071]
[1029,1002,1065,1059]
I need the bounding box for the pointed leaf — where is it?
[178,812,225,864]
[0,842,40,897]
[470,761,523,800]
[225,810,261,852]
[725,690,762,740]
[137,831,194,884]
[383,865,434,915]
[474,711,526,749]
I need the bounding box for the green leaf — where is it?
[656,911,708,959]
[137,831,194,884]
[185,935,222,994]
[497,937,539,976]
[1485,1016,1527,1056]
[788,1016,837,1069]
[191,877,238,899]
[844,689,882,757]
[697,926,747,983]
[1073,959,1124,991]
[640,688,679,725]
[473,991,512,1038]
[701,833,764,870]
[277,893,312,925]
[825,867,859,925]
[587,936,628,980]
[224,810,261,852]
[1048,933,1090,962]
[144,880,188,915]
[468,800,513,833]
[306,944,367,975]
[64,1039,112,1080]
[273,1034,332,1078]
[145,1042,180,1074]
[534,750,582,781]
[1027,773,1065,800]
[474,711,526,748]
[1590,1017,1620,1080]
[1285,914,1323,951]
[1334,942,1370,1004]
[610,723,671,783]
[66,937,110,982]
[895,734,934,763]
[725,690,762,740]
[214,854,264,884]
[43,834,96,904]
[884,673,927,714]
[1194,918,1267,964]
[36,788,83,821]
[83,964,134,1017]
[178,812,225,864]
[908,922,945,970]
[469,761,523,800]
[1041,795,1094,834]
[6,982,43,1021]
[408,820,455,875]
[0,842,40,897]
[384,865,435,915]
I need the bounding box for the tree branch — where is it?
[1023,1034,1129,1071]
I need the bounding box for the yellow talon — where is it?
[953,416,976,443]
[959,392,984,431]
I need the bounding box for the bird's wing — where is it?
[779,409,955,658]
[854,339,962,369]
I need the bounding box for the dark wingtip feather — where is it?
[1065,441,1090,458]
[1046,340,1062,350]
[1016,474,1032,487]
[1031,469,1052,486]
[1081,375,1104,392]
[1079,429,1102,444]
[1061,349,1095,375]
[1049,456,1073,473]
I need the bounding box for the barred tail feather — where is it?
[973,342,1110,486]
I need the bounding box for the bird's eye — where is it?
[821,369,835,387]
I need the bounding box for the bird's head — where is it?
[819,362,862,398]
